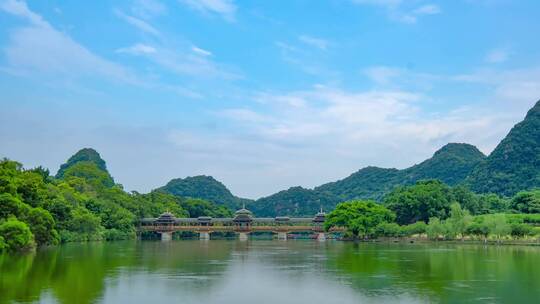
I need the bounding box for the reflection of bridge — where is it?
[139,206,343,241]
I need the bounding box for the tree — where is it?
[67,207,103,239]
[26,207,59,245]
[0,193,29,219]
[0,218,34,251]
[510,190,540,214]
[384,180,454,225]
[401,221,427,236]
[374,222,401,237]
[446,203,472,240]
[426,217,446,240]
[484,214,511,241]
[477,194,509,214]
[466,222,490,241]
[324,200,395,238]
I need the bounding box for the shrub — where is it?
[402,221,427,236]
[375,222,402,237]
[0,218,35,251]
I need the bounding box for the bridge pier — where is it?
[160,231,173,241]
[277,231,288,240]
[238,232,249,241]
[199,232,210,240]
[316,232,326,241]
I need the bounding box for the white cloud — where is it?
[350,0,402,8]
[116,43,157,55]
[1,1,136,83]
[485,48,509,63]
[299,35,329,50]
[351,0,441,24]
[364,66,403,85]
[192,46,212,56]
[114,9,160,36]
[413,4,441,15]
[132,0,167,19]
[179,0,236,21]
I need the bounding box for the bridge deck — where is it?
[139,225,344,233]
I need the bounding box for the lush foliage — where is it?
[384,180,456,225]
[0,149,233,251]
[510,189,540,213]
[324,200,395,238]
[0,218,34,251]
[467,100,540,196]
[383,180,512,225]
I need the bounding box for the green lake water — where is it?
[1,240,539,304]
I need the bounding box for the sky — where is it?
[1,0,539,199]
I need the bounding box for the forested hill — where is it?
[315,143,486,202]
[249,186,340,217]
[466,100,540,196]
[55,148,115,188]
[158,175,253,210]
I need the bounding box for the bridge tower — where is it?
[312,208,326,241]
[155,211,176,241]
[233,205,253,241]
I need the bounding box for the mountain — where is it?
[315,143,486,201]
[55,148,115,188]
[249,186,340,217]
[467,100,540,196]
[158,175,252,210]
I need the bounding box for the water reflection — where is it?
[1,241,539,303]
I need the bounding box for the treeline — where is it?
[325,180,540,241]
[0,153,232,252]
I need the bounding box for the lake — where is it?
[1,240,539,303]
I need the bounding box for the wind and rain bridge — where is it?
[139,206,343,241]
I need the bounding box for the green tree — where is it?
[426,217,446,240]
[384,180,454,225]
[0,218,34,251]
[510,190,540,213]
[484,214,511,241]
[446,203,472,240]
[374,222,401,237]
[26,207,59,245]
[401,221,427,236]
[0,193,29,219]
[324,200,395,238]
[477,194,509,214]
[65,207,103,241]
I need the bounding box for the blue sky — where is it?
[1,0,539,198]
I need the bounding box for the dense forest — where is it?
[0,149,231,252]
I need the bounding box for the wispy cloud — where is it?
[1,0,137,83]
[192,46,212,56]
[131,0,167,19]
[351,0,441,24]
[116,43,157,55]
[485,48,509,63]
[179,0,236,21]
[299,35,329,50]
[114,9,161,36]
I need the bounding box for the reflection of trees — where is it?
[326,243,540,302]
[0,240,233,304]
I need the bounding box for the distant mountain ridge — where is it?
[135,100,540,216]
[158,175,252,210]
[466,100,540,196]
